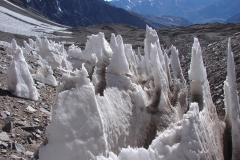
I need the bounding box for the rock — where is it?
[33,118,40,122]
[27,136,33,144]
[20,125,43,132]
[8,142,12,149]
[10,155,21,159]
[13,141,25,152]
[25,105,37,113]
[1,149,7,154]
[3,111,10,116]
[25,150,34,157]
[11,133,16,138]
[0,132,10,142]
[2,121,12,133]
[13,106,19,110]
[35,134,41,139]
[0,140,9,149]
[3,116,14,121]
[0,111,7,118]
[15,121,27,127]
[35,129,42,134]
[40,107,50,115]
[17,100,27,105]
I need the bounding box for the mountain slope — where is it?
[224,13,240,24]
[10,0,158,29]
[109,0,219,21]
[188,0,240,23]
[109,0,240,24]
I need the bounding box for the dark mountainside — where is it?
[9,0,159,29]
[109,0,240,24]
[225,13,240,24]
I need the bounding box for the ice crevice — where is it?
[6,25,240,160]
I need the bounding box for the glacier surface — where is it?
[5,25,240,160]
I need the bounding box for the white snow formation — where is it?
[6,25,239,160]
[224,38,240,160]
[7,48,39,101]
[97,35,225,160]
[35,36,72,70]
[39,65,107,160]
[170,45,188,118]
[32,65,58,87]
[6,35,72,99]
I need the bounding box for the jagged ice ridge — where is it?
[5,25,240,160]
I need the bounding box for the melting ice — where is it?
[6,25,240,160]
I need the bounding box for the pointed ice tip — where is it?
[81,63,89,77]
[116,35,123,43]
[146,25,155,33]
[11,39,18,50]
[110,33,117,46]
[98,32,104,39]
[194,37,198,43]
[111,33,115,37]
[189,37,206,82]
[193,37,199,47]
[170,45,177,53]
[15,48,24,58]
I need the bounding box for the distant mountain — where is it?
[7,0,194,29]
[8,0,158,29]
[187,0,240,24]
[109,0,240,24]
[109,0,220,20]
[224,13,240,24]
[143,15,192,27]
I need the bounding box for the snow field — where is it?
[0,6,69,37]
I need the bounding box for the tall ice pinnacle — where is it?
[224,38,240,160]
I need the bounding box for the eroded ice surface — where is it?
[5,25,238,160]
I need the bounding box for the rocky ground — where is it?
[0,46,57,159]
[0,22,239,159]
